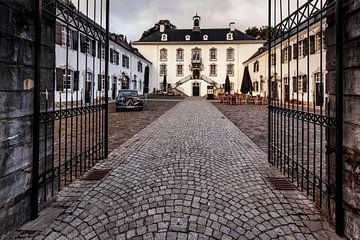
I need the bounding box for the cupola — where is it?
[193,14,201,32]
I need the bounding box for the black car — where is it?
[115,90,144,111]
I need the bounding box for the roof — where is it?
[243,44,268,64]
[135,28,257,43]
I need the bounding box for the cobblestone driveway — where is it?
[14,99,340,240]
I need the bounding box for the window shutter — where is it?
[107,76,110,90]
[56,23,63,45]
[116,52,120,65]
[56,69,64,91]
[72,30,78,50]
[293,43,298,59]
[293,77,298,93]
[110,49,114,63]
[288,46,292,60]
[310,35,316,54]
[80,34,86,53]
[303,38,309,56]
[303,76,308,92]
[98,74,102,91]
[97,42,101,58]
[92,40,96,57]
[73,71,79,91]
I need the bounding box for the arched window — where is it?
[194,19,199,27]
[121,76,130,89]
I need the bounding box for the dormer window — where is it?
[161,34,168,41]
[185,35,191,41]
[203,35,208,41]
[226,33,234,41]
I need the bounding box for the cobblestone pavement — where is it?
[12,98,341,240]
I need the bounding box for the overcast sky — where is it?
[73,0,308,41]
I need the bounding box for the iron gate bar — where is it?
[335,0,344,235]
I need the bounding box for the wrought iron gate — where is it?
[268,0,344,235]
[32,0,110,218]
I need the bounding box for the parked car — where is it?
[115,90,144,111]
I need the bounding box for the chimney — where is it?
[229,22,235,32]
[160,24,165,33]
[118,34,124,41]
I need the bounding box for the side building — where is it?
[55,23,152,104]
[132,15,264,97]
[243,20,327,107]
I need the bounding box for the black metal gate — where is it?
[32,0,110,219]
[268,0,344,235]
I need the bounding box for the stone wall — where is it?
[0,0,55,234]
[326,0,360,239]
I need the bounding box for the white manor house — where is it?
[133,15,265,97]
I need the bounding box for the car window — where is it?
[119,91,138,97]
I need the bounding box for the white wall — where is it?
[133,41,263,97]
[55,37,152,103]
[244,21,327,105]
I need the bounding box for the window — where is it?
[110,49,119,65]
[314,72,322,83]
[293,43,298,59]
[253,61,259,72]
[176,65,183,76]
[203,35,208,40]
[122,55,129,68]
[315,32,322,52]
[284,77,289,85]
[160,64,167,76]
[87,72,93,82]
[271,54,276,65]
[133,80,137,90]
[227,64,234,76]
[122,76,129,89]
[160,48,167,61]
[210,64,217,76]
[284,48,288,62]
[161,34,168,41]
[209,48,217,61]
[302,38,309,56]
[227,48,235,61]
[185,35,191,41]
[139,80,142,91]
[102,75,106,90]
[192,48,201,62]
[176,48,184,61]
[138,61,143,72]
[98,42,105,59]
[226,33,233,40]
[293,75,308,93]
[298,41,303,58]
[62,70,73,90]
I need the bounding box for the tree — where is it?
[141,20,177,40]
[245,26,269,40]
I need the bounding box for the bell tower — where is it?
[193,14,201,32]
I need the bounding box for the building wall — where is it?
[0,0,55,234]
[326,1,360,239]
[133,42,263,97]
[55,29,152,103]
[244,21,327,106]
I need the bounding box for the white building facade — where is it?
[132,15,264,97]
[55,23,152,104]
[243,20,327,106]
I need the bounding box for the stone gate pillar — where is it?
[326,0,360,239]
[0,0,55,234]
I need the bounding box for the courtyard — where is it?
[9,99,340,240]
